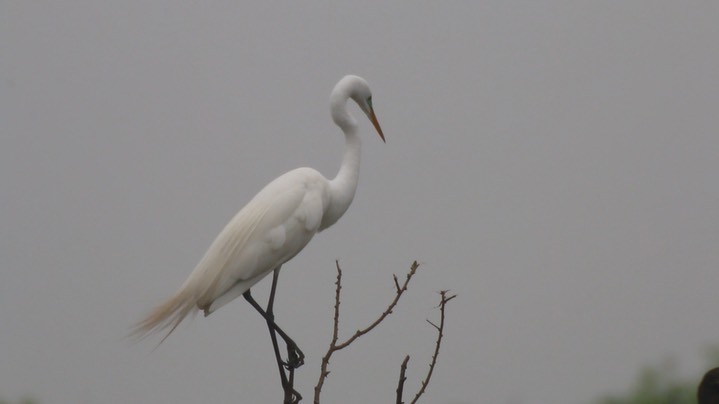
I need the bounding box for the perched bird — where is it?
[132,75,385,344]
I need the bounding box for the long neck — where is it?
[323,94,362,229]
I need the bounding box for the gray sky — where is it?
[2,2,718,403]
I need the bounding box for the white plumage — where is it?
[133,75,385,341]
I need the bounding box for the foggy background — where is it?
[2,2,718,403]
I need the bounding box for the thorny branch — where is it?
[313,261,420,404]
[395,355,410,404]
[404,290,457,404]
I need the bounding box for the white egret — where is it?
[133,75,385,364]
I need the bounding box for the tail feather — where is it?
[130,286,198,345]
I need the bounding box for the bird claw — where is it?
[283,345,305,370]
[288,389,302,404]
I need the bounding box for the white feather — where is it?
[131,75,384,342]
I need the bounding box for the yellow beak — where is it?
[368,108,385,143]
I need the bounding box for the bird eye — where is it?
[367,96,373,109]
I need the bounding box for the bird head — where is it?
[341,75,386,143]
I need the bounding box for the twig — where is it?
[396,355,410,404]
[313,261,343,402]
[314,261,420,404]
[409,290,456,404]
[335,261,419,350]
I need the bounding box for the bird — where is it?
[132,75,385,346]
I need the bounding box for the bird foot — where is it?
[286,389,302,404]
[283,345,305,370]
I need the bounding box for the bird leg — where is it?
[265,269,302,404]
[266,268,305,369]
[242,269,303,403]
[243,290,305,368]
[265,315,302,404]
[265,312,301,404]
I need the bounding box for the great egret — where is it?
[133,75,384,361]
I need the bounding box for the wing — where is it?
[186,167,330,311]
[131,167,329,340]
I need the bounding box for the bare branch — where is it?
[313,261,343,403]
[331,261,342,347]
[409,290,456,404]
[314,261,420,404]
[334,261,419,350]
[396,355,410,404]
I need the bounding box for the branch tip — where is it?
[315,261,421,403]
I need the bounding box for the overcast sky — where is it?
[2,2,718,404]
